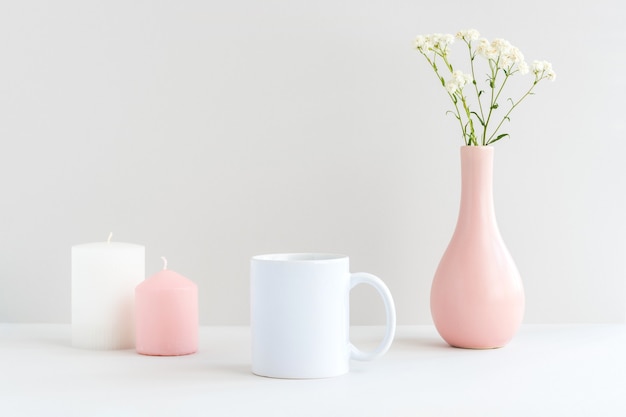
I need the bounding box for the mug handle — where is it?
[349,272,397,361]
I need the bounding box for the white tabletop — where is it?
[1,324,625,416]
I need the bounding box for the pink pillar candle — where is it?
[135,258,198,356]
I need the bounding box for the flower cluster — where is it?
[532,60,556,81]
[414,29,555,146]
[476,38,528,74]
[445,70,472,94]
[414,33,455,53]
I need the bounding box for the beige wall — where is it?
[1,0,624,324]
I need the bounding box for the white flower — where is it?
[533,60,544,73]
[453,70,472,86]
[456,29,480,41]
[445,80,459,94]
[476,38,496,59]
[415,33,455,53]
[478,38,527,71]
[532,60,556,80]
[502,45,525,69]
[422,36,435,51]
[445,70,472,93]
[414,35,427,50]
[441,33,455,46]
[413,29,555,146]
[432,33,455,51]
[518,61,529,75]
[415,34,438,51]
[491,38,510,50]
[492,39,514,66]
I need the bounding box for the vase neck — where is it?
[458,146,496,225]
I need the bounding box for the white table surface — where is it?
[1,324,625,417]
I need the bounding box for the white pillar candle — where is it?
[72,234,145,349]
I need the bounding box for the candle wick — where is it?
[161,256,167,270]
[107,232,113,244]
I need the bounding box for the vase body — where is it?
[431,146,524,348]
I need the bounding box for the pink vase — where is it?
[431,146,524,349]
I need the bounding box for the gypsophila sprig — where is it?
[414,29,555,146]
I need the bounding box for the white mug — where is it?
[250,253,396,379]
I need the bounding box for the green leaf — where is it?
[488,133,509,145]
[471,111,485,126]
[445,110,460,121]
[491,103,499,110]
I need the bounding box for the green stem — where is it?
[460,94,477,145]
[492,71,511,112]
[467,40,485,129]
[485,78,541,145]
[422,51,469,145]
[442,53,454,73]
[451,93,470,145]
[481,58,499,145]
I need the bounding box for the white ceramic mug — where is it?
[250,253,396,379]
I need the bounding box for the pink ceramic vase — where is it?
[431,146,524,349]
